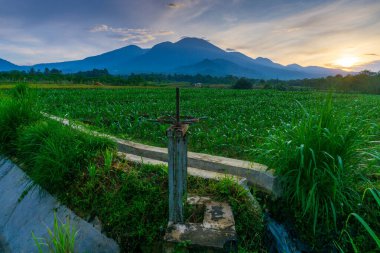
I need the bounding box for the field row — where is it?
[30,88,380,162]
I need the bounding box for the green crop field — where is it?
[1,85,379,252]
[28,87,380,162]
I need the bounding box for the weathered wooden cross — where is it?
[155,88,202,223]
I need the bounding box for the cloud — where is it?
[211,0,380,67]
[223,15,238,23]
[354,60,380,72]
[162,0,217,22]
[167,3,184,9]
[364,53,379,56]
[90,25,174,44]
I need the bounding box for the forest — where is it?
[0,68,379,94]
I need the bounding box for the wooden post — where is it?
[167,124,188,223]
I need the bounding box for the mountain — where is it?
[0,37,348,80]
[286,63,346,77]
[174,59,260,77]
[0,58,24,72]
[33,45,147,73]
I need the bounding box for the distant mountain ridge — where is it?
[0,37,347,80]
[0,58,25,72]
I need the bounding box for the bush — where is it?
[255,97,366,238]
[232,78,253,89]
[12,83,30,99]
[17,120,115,193]
[0,91,40,154]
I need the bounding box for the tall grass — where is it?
[335,188,380,252]
[256,97,366,236]
[0,84,40,154]
[17,120,115,194]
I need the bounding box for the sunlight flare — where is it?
[335,56,359,68]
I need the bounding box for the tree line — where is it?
[0,68,379,94]
[233,71,380,94]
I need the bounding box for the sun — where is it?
[335,56,359,68]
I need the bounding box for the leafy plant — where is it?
[103,149,113,174]
[88,163,97,179]
[255,97,365,236]
[32,213,78,253]
[0,90,40,154]
[17,120,115,193]
[335,188,380,252]
[12,83,30,99]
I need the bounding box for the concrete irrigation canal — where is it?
[0,112,284,252]
[0,157,119,253]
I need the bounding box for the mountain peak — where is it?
[255,57,273,64]
[175,37,218,49]
[0,58,13,64]
[287,63,302,68]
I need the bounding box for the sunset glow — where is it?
[335,56,359,68]
[0,0,379,71]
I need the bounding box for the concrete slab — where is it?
[164,196,237,252]
[203,201,235,231]
[118,152,243,183]
[45,113,281,196]
[0,157,120,253]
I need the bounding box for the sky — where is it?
[1,0,380,71]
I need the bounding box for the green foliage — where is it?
[335,188,380,252]
[288,71,380,94]
[1,86,378,252]
[0,70,240,86]
[16,120,115,194]
[233,78,253,89]
[1,87,262,251]
[32,88,380,162]
[32,213,77,253]
[60,158,264,252]
[346,213,379,248]
[255,97,367,238]
[0,86,40,154]
[2,68,380,93]
[103,149,113,174]
[12,83,30,99]
[64,161,169,252]
[87,163,97,180]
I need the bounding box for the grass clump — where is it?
[12,83,30,99]
[17,120,115,194]
[33,213,77,253]
[0,84,40,154]
[255,97,368,244]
